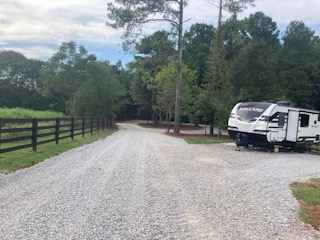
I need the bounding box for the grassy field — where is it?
[0,130,116,173]
[291,179,320,230]
[184,136,232,144]
[0,107,64,119]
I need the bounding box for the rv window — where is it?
[278,113,286,128]
[300,114,310,128]
[237,103,271,122]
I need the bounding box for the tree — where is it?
[41,42,96,113]
[155,62,196,122]
[107,0,189,134]
[279,21,319,108]
[0,51,51,110]
[203,0,255,134]
[208,0,255,31]
[183,24,215,124]
[231,12,280,101]
[184,24,215,87]
[74,62,125,117]
[128,31,176,121]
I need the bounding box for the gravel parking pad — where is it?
[0,124,320,239]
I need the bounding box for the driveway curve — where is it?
[0,123,320,240]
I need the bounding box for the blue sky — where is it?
[0,0,319,64]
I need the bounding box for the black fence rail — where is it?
[0,117,113,154]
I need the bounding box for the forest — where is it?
[0,8,320,132]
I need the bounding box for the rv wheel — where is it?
[295,144,307,153]
[235,134,248,147]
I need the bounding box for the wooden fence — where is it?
[0,117,112,154]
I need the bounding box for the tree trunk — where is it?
[209,113,214,136]
[174,0,184,135]
[218,0,223,31]
[217,0,225,50]
[218,128,222,138]
[210,123,214,137]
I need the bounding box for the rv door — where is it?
[286,110,299,142]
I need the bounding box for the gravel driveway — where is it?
[0,123,320,240]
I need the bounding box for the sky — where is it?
[0,0,319,64]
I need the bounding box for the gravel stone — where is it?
[0,123,320,240]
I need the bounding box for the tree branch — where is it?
[138,18,179,27]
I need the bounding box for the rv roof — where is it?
[240,102,320,114]
[287,106,320,114]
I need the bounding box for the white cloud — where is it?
[0,0,122,59]
[0,0,319,61]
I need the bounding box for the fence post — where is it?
[0,119,2,151]
[55,118,60,145]
[90,118,93,135]
[32,119,38,152]
[71,117,74,140]
[82,118,85,137]
[109,118,112,129]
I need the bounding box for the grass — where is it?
[0,130,116,173]
[184,136,231,145]
[290,179,320,230]
[0,107,64,119]
[311,144,320,154]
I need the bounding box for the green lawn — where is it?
[0,107,63,119]
[311,144,320,153]
[184,136,231,145]
[0,130,116,173]
[291,179,320,230]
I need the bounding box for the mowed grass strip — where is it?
[290,179,320,230]
[184,136,232,145]
[0,107,63,119]
[0,130,116,173]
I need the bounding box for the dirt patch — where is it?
[166,133,232,144]
[291,179,320,230]
[138,122,203,131]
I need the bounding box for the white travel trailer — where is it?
[228,102,320,150]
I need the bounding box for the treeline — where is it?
[0,11,320,126]
[0,42,128,118]
[128,12,320,127]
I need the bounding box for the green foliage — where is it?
[222,0,255,15]
[41,42,97,113]
[74,62,125,117]
[184,24,215,87]
[107,0,190,133]
[39,42,126,118]
[107,0,188,40]
[0,107,63,119]
[231,12,280,101]
[0,51,51,110]
[279,21,320,109]
[202,33,232,128]
[128,31,177,120]
[155,63,196,120]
